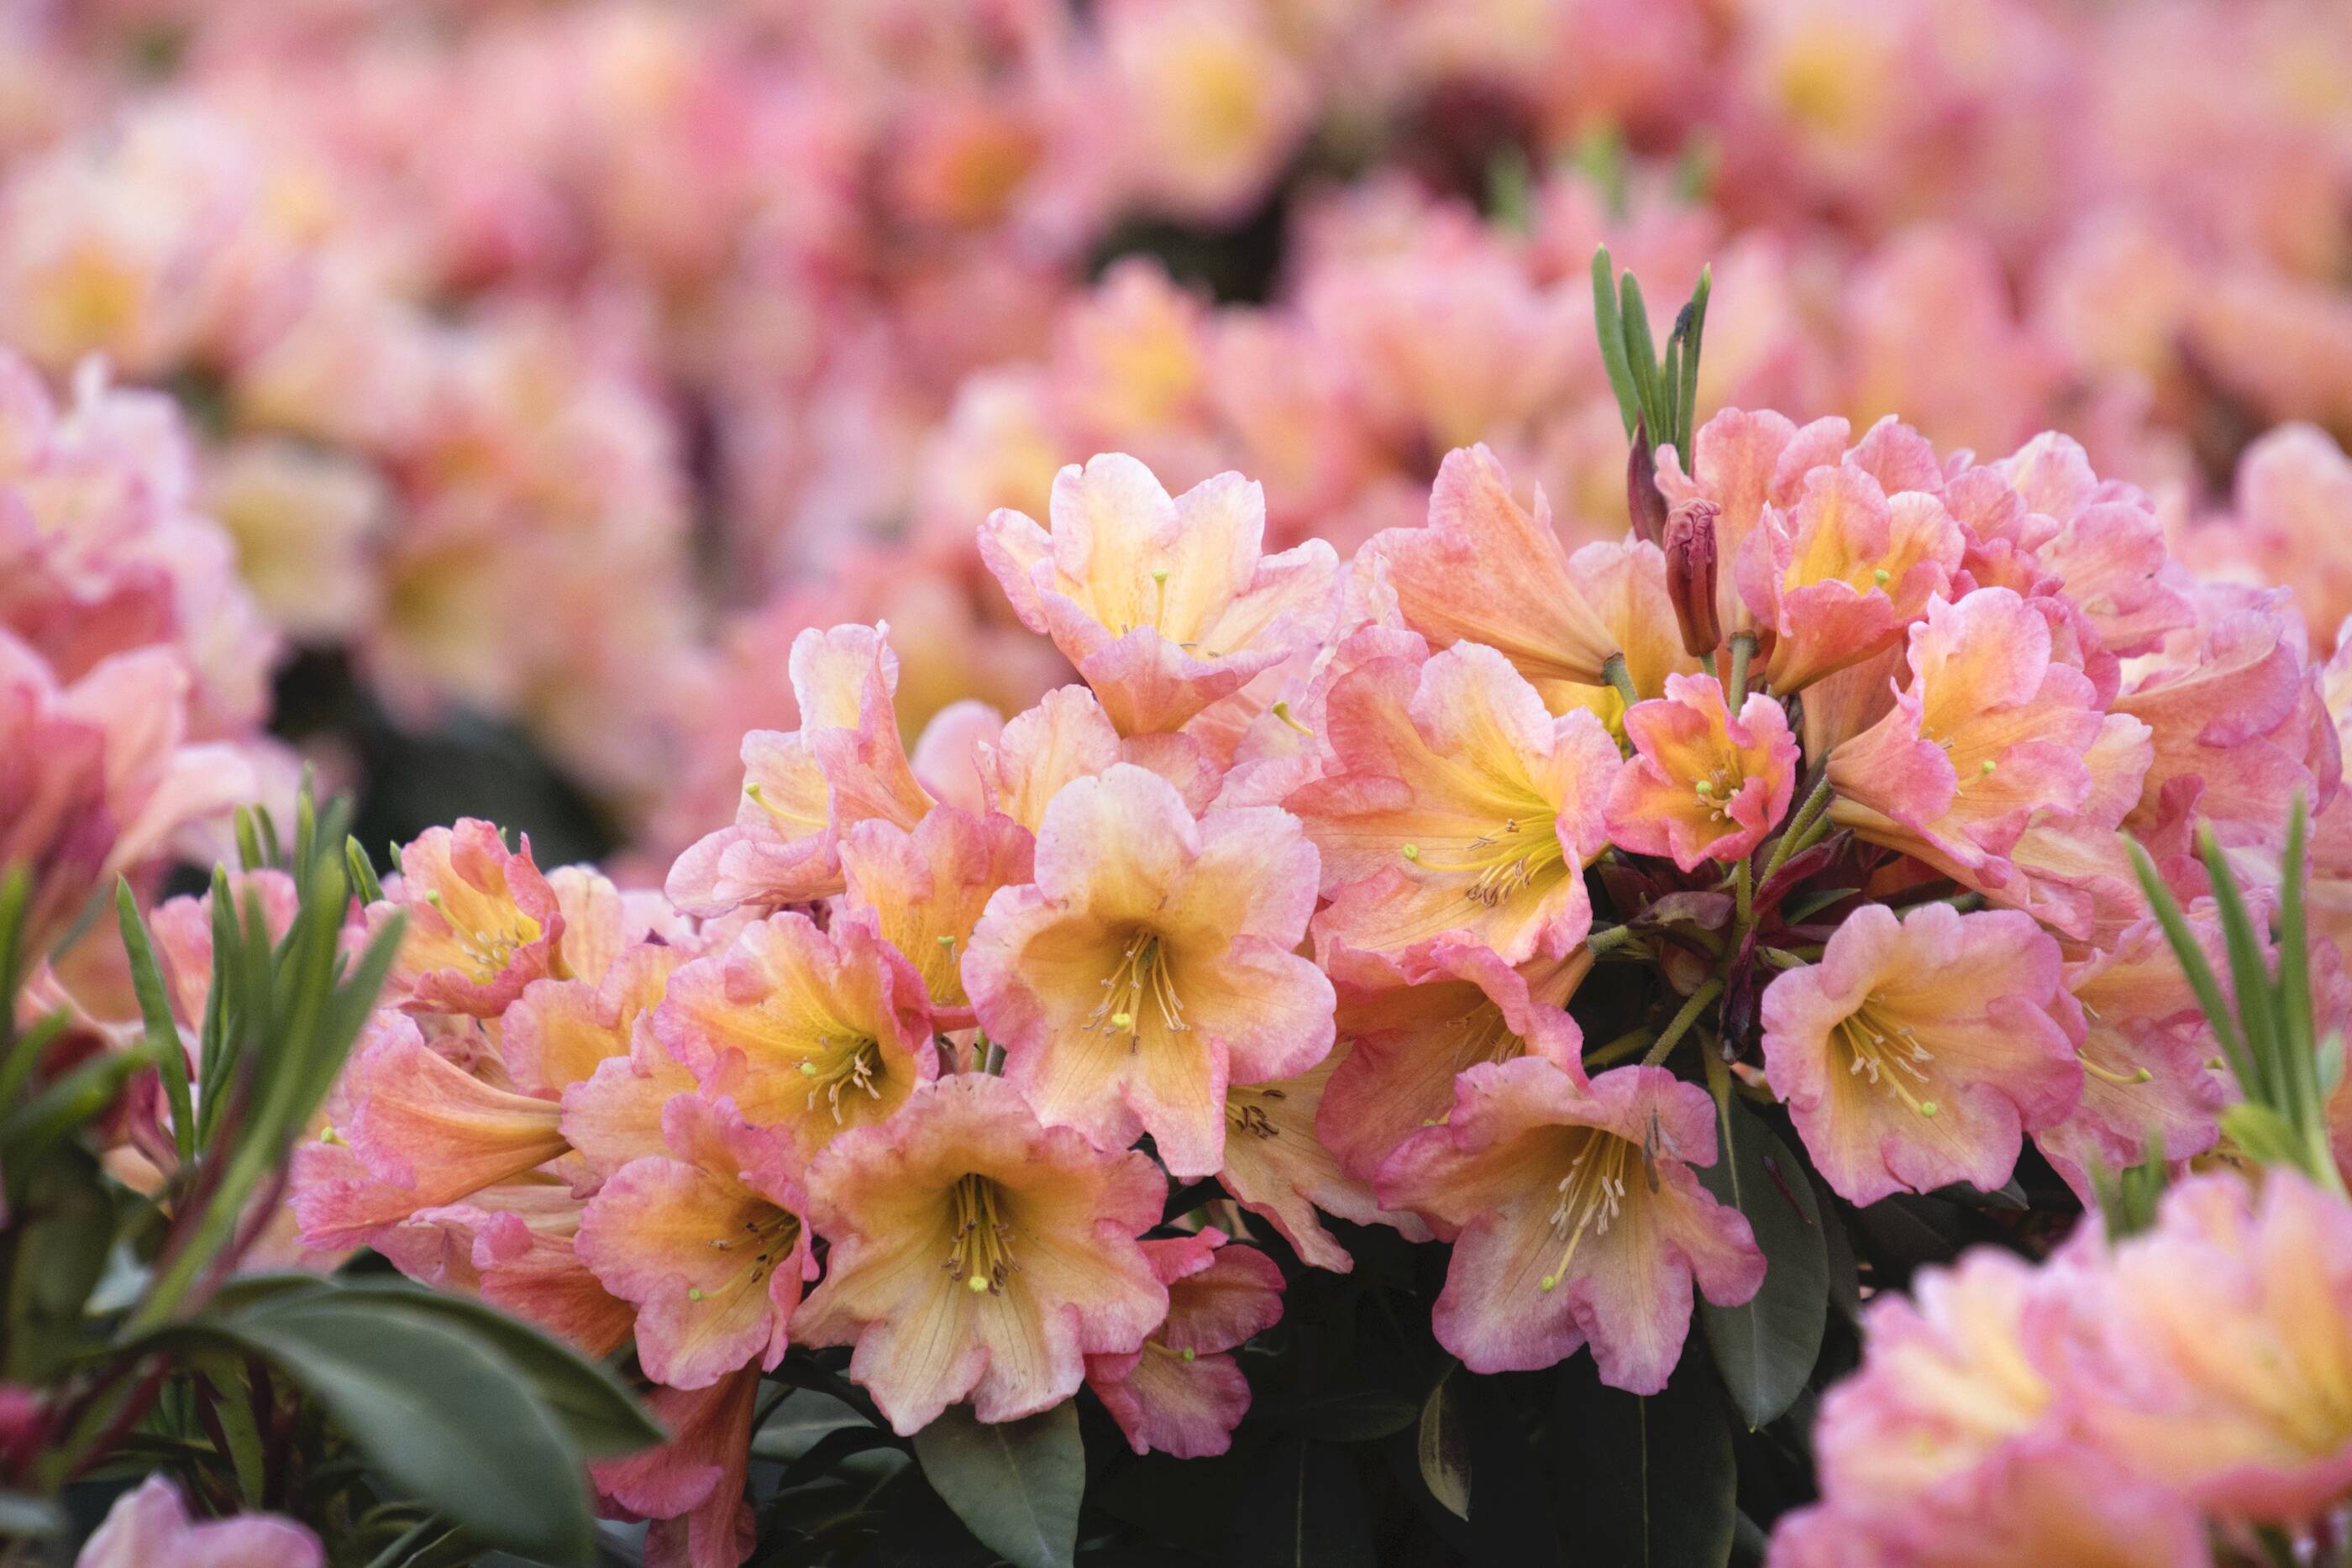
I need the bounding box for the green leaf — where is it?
[0,1490,62,1539]
[1257,1387,1420,1442]
[279,1281,663,1460]
[1556,1352,1736,1567]
[118,879,194,1161]
[2199,824,2283,1109]
[1591,249,1640,437]
[2126,839,2255,1090]
[1229,1435,1376,1568]
[213,1295,596,1564]
[1694,1100,1828,1430]
[4,1146,112,1382]
[910,1399,1082,1568]
[1677,266,1710,456]
[1415,1368,1469,1521]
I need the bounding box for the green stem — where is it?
[1726,632,1755,708]
[1601,653,1639,711]
[1582,1026,1651,1072]
[1641,979,1723,1068]
[1761,771,1835,886]
[1732,858,1753,930]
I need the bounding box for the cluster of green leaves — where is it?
[1,793,659,1566]
[1593,246,1710,462]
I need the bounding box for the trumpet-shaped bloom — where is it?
[1217,1046,1428,1272]
[592,1369,759,1568]
[979,455,1338,735]
[1319,941,1590,1182]
[1827,590,2119,919]
[377,1183,635,1358]
[667,623,933,919]
[291,1014,570,1251]
[1377,1060,1763,1392]
[1759,904,2082,1206]
[839,806,1034,1028]
[793,1073,1168,1434]
[1607,674,1800,870]
[1354,445,1621,692]
[1085,1229,1284,1458]
[77,1476,322,1568]
[966,763,1332,1180]
[371,819,565,1018]
[2066,1170,2352,1523]
[576,1094,813,1390]
[1739,463,1964,693]
[1288,642,1619,967]
[501,941,689,1103]
[651,912,935,1172]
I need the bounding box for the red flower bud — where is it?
[1663,498,1723,658]
[1626,423,1668,546]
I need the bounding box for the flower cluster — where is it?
[272,360,2352,1559]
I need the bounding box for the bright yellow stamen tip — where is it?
[1919,1101,1940,1117]
[1693,779,1714,795]
[1401,844,1420,861]
[968,1274,990,1293]
[1111,1011,1134,1030]
[1152,568,1168,584]
[688,1287,705,1302]
[1180,1348,1196,1363]
[1540,1275,1560,1292]
[1872,568,1891,585]
[1979,759,1996,774]
[799,1061,819,1076]
[937,934,956,947]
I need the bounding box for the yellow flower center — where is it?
[1089,930,1189,1038]
[424,890,538,981]
[688,1206,801,1303]
[1837,1004,1940,1117]
[1539,1131,1638,1293]
[797,1036,885,1123]
[1226,1084,1288,1140]
[1410,816,1567,910]
[942,1174,1020,1296]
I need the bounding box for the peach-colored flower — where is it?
[1759,904,2083,1206]
[979,454,1339,737]
[2066,1170,2352,1525]
[651,912,936,1173]
[1377,1060,1764,1392]
[1287,642,1619,967]
[966,763,1332,1180]
[375,1182,633,1359]
[77,1475,321,1568]
[370,819,566,1018]
[793,1073,1168,1435]
[1319,941,1590,1183]
[1216,1045,1430,1274]
[666,623,934,920]
[1827,589,2137,935]
[1737,458,1964,693]
[576,1093,813,1391]
[1607,673,1799,870]
[839,805,1034,1029]
[1657,408,1854,643]
[1085,1229,1284,1459]
[501,941,688,1104]
[1354,445,1623,698]
[591,1368,760,1568]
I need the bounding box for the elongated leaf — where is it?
[117,880,194,1160]
[911,1399,1081,1568]
[1415,1370,1469,1521]
[265,1281,662,1460]
[1556,1352,1736,1567]
[216,1296,594,1563]
[1591,249,1640,436]
[1230,1436,1375,1568]
[1694,1100,1827,1429]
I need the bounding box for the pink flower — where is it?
[1759,904,2082,1206]
[1287,642,1619,968]
[651,912,936,1173]
[1377,1060,1763,1392]
[370,820,566,1018]
[592,1368,760,1568]
[576,1094,813,1391]
[1657,408,1853,642]
[1217,1046,1431,1273]
[1086,1229,1284,1458]
[966,763,1333,1181]
[1607,673,1799,870]
[838,805,1034,1029]
[76,1475,321,1568]
[979,454,1339,737]
[793,1073,1168,1435]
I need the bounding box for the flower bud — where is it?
[1626,423,1668,546]
[1663,498,1723,658]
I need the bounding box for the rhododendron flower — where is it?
[292,1014,570,1251]
[370,819,565,1017]
[378,1182,636,1359]
[966,763,1332,1180]
[1827,589,2140,935]
[1320,941,1590,1182]
[1607,673,1799,870]
[1658,409,1853,642]
[1759,904,2082,1205]
[794,1073,1167,1434]
[1217,1046,1428,1273]
[2066,1170,2352,1523]
[592,1368,760,1568]
[501,941,689,1104]
[652,912,935,1172]
[667,623,933,919]
[1355,445,1622,699]
[1740,460,1965,694]
[77,1475,321,1568]
[1288,642,1619,967]
[839,806,1033,1028]
[1086,1229,1284,1459]
[576,1093,813,1390]
[979,455,1338,736]
[1378,1060,1764,1392]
